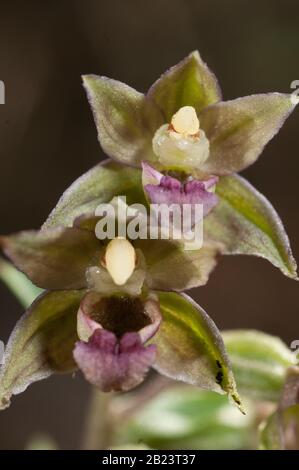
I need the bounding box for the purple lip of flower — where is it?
[73,329,156,392]
[73,293,161,392]
[142,162,219,218]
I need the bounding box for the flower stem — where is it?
[81,388,115,450]
[0,257,42,308]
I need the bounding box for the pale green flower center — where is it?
[152,106,210,170]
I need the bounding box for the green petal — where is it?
[223,330,296,402]
[0,290,83,410]
[1,226,102,290]
[75,226,217,292]
[43,160,146,230]
[152,292,243,411]
[135,239,218,291]
[83,76,162,165]
[201,93,297,174]
[204,174,297,279]
[47,212,218,293]
[148,51,221,121]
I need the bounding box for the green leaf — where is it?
[120,387,254,450]
[1,227,102,290]
[204,174,297,279]
[148,50,221,121]
[0,258,42,308]
[223,330,296,401]
[201,93,297,174]
[43,160,146,230]
[136,239,218,291]
[152,292,243,411]
[0,290,83,410]
[83,76,162,165]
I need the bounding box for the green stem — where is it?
[82,388,115,450]
[0,258,42,308]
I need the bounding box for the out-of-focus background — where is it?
[0,0,298,449]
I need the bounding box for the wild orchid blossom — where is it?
[83,51,298,278]
[83,50,296,186]
[0,211,242,408]
[0,51,297,446]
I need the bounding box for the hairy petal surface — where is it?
[200,93,297,174]
[204,174,297,279]
[43,160,146,230]
[148,51,221,121]
[83,76,162,165]
[1,227,102,290]
[152,292,243,411]
[0,290,83,410]
[66,210,219,292]
[135,239,219,291]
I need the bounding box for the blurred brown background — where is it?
[0,0,298,449]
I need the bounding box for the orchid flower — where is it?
[0,210,242,410]
[82,51,298,278]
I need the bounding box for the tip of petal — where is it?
[81,73,98,87]
[188,50,200,60]
[141,161,163,186]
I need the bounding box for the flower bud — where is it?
[104,237,136,286]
